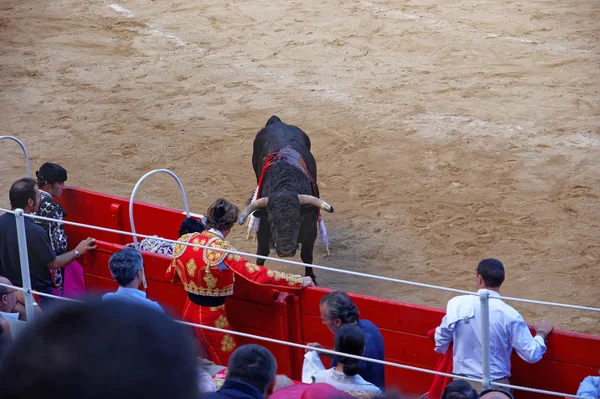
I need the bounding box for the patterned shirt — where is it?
[35,190,68,294]
[35,190,68,255]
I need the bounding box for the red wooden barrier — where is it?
[57,187,600,398]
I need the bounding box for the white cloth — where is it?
[197,365,216,392]
[314,368,382,394]
[435,289,546,380]
[0,311,19,320]
[102,287,164,313]
[302,350,326,383]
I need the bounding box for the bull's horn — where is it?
[298,195,334,213]
[238,197,269,224]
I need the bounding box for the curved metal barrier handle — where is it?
[0,136,31,178]
[129,169,191,288]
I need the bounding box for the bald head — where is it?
[479,390,513,399]
[0,277,18,313]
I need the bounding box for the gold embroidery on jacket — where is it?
[244,262,260,273]
[203,237,232,266]
[221,334,236,352]
[186,258,197,276]
[203,272,217,289]
[173,233,195,259]
[215,315,229,329]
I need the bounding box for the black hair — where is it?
[178,217,205,237]
[227,344,277,394]
[334,324,365,376]
[9,178,37,209]
[442,380,478,399]
[0,299,200,399]
[320,291,360,324]
[36,162,67,187]
[206,198,240,232]
[477,258,505,288]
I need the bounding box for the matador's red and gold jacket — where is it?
[165,231,303,296]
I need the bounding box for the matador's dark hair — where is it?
[205,199,240,232]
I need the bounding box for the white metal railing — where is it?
[0,280,591,399]
[129,169,191,288]
[2,208,598,312]
[0,207,598,398]
[0,136,32,178]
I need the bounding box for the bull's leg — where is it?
[300,238,317,286]
[256,224,271,266]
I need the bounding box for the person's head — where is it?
[0,277,18,314]
[205,198,240,236]
[476,258,505,289]
[35,162,67,198]
[0,300,199,399]
[108,248,144,288]
[270,383,353,399]
[9,178,39,212]
[178,217,205,237]
[272,375,294,392]
[334,323,365,376]
[319,291,360,333]
[479,389,514,399]
[226,344,277,395]
[442,380,478,399]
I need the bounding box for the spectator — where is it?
[270,383,353,399]
[204,344,278,399]
[478,389,513,399]
[442,380,478,399]
[35,162,72,296]
[102,248,163,313]
[0,300,200,399]
[0,315,13,366]
[313,324,382,395]
[576,375,600,399]
[308,291,385,389]
[0,276,19,320]
[0,178,96,308]
[0,315,11,341]
[435,258,553,393]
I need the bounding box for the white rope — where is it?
[1,207,599,313]
[0,281,589,399]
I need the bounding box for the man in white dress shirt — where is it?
[102,248,163,313]
[434,258,553,392]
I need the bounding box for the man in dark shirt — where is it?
[0,178,96,308]
[308,291,386,390]
[205,344,277,399]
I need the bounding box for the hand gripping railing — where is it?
[0,136,32,178]
[129,169,191,288]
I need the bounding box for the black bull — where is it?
[238,116,334,283]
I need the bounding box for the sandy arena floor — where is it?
[0,0,598,334]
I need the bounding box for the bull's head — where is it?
[238,192,334,257]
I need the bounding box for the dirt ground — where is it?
[0,0,598,334]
